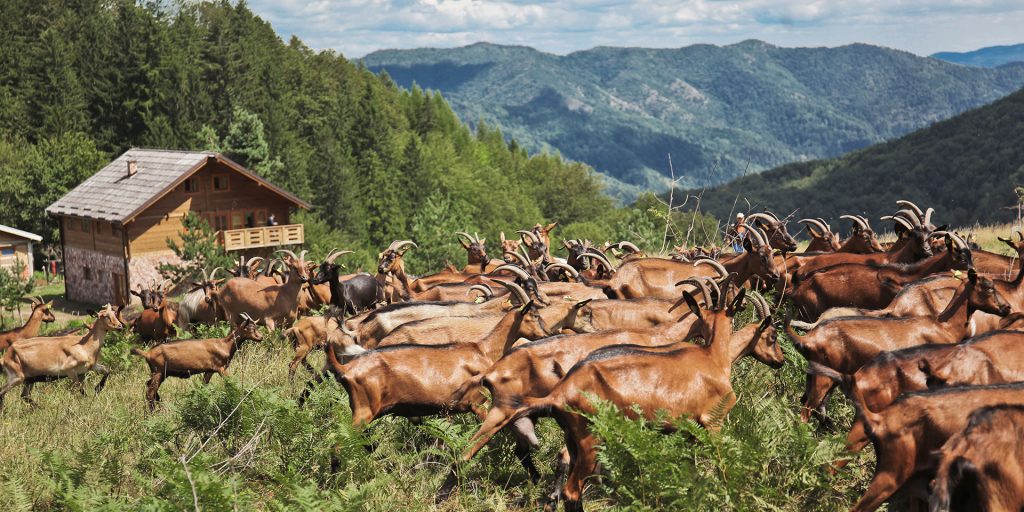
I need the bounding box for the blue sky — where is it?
[248,0,1024,58]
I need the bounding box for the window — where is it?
[81,219,93,233]
[83,267,92,280]
[213,214,228,231]
[0,246,14,256]
[213,174,230,191]
[112,224,122,237]
[183,177,200,194]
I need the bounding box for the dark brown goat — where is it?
[789,234,973,319]
[133,292,179,342]
[787,268,1011,422]
[930,405,1024,512]
[810,368,1024,512]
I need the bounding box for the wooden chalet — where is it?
[46,149,311,305]
[0,224,42,281]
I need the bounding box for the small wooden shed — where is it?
[0,224,41,281]
[46,149,311,305]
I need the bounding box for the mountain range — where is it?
[689,85,1024,229]
[932,43,1024,68]
[364,41,1024,200]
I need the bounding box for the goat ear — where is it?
[759,315,774,335]
[999,236,1016,249]
[682,292,702,319]
[936,224,948,231]
[968,268,979,284]
[519,300,535,313]
[459,238,470,249]
[742,238,753,252]
[544,222,557,233]
[729,288,747,315]
[573,298,592,309]
[479,238,485,244]
[85,309,98,317]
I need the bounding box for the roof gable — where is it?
[0,224,42,242]
[46,148,310,223]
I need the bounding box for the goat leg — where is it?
[91,363,111,394]
[544,447,571,511]
[435,463,459,504]
[19,382,36,408]
[145,373,163,412]
[0,375,25,410]
[67,371,86,396]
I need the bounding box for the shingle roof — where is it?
[46,148,310,223]
[0,224,42,242]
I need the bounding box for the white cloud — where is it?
[248,0,1024,58]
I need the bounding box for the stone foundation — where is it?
[64,246,125,305]
[128,251,182,291]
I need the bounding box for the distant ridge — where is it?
[932,43,1024,68]
[690,87,1024,228]
[365,41,1024,200]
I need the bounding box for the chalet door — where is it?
[112,272,127,306]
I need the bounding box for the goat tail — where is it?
[130,347,146,358]
[806,361,882,436]
[783,314,808,353]
[463,395,557,462]
[930,455,975,512]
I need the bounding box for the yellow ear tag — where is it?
[475,297,485,304]
[952,270,963,281]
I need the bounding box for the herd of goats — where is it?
[3,201,1024,511]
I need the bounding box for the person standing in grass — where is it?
[727,213,748,253]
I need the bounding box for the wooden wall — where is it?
[126,161,295,256]
[62,217,124,256]
[0,238,32,280]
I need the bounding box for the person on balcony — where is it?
[267,213,278,226]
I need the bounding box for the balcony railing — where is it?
[221,224,304,251]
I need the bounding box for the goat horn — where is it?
[325,250,353,264]
[894,209,922,228]
[798,218,829,235]
[390,240,417,253]
[882,215,915,232]
[210,267,225,280]
[949,233,969,251]
[816,218,832,233]
[504,250,532,269]
[469,284,493,299]
[517,230,540,244]
[545,262,581,281]
[159,279,173,291]
[745,213,774,226]
[930,230,950,239]
[275,249,299,260]
[583,250,614,273]
[896,200,924,218]
[615,241,641,253]
[746,226,768,247]
[717,274,736,309]
[494,264,532,282]
[455,232,474,246]
[840,215,868,231]
[747,290,769,320]
[857,215,872,229]
[298,250,308,261]
[694,258,729,278]
[676,277,714,306]
[924,207,935,227]
[239,312,255,323]
[495,279,530,306]
[1018,230,1024,242]
[200,268,209,282]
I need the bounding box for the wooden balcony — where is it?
[221,224,304,251]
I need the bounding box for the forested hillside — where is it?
[0,0,699,271]
[690,87,1024,228]
[364,41,1024,198]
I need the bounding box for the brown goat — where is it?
[811,367,1024,512]
[799,218,841,252]
[746,211,798,252]
[438,288,774,502]
[456,231,505,274]
[930,404,1024,512]
[133,292,179,342]
[467,282,784,511]
[0,298,55,351]
[568,297,680,333]
[377,240,418,302]
[603,228,779,299]
[286,310,371,378]
[789,234,973,320]
[832,330,1024,471]
[0,305,125,407]
[787,268,1011,422]
[321,281,558,429]
[131,315,263,410]
[218,249,310,329]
